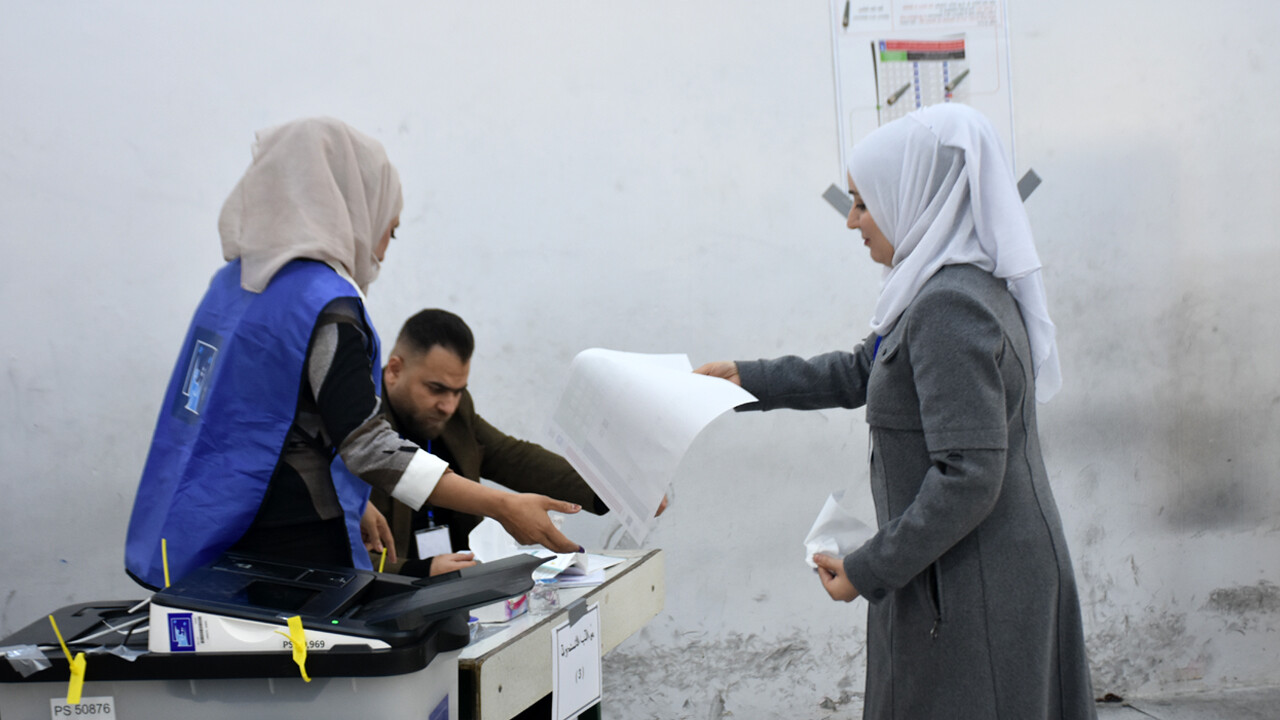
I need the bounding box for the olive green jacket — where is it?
[369,388,602,573]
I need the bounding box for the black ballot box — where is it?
[0,553,544,720]
[0,600,465,720]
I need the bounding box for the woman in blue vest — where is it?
[126,117,581,589]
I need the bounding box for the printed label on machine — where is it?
[50,696,116,719]
[150,604,390,654]
[167,613,196,652]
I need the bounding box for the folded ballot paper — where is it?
[468,516,624,587]
[528,549,624,587]
[804,490,877,570]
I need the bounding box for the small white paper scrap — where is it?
[468,517,522,563]
[804,490,876,569]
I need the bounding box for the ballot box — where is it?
[0,600,463,719]
[0,553,544,720]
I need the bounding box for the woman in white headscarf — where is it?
[697,104,1095,718]
[126,118,579,589]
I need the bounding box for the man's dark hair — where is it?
[395,309,475,362]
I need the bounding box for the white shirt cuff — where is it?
[391,449,448,510]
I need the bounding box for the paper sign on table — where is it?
[551,603,601,720]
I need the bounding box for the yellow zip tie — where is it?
[64,654,86,704]
[48,615,87,704]
[379,547,387,573]
[162,537,171,587]
[49,615,72,660]
[273,616,311,682]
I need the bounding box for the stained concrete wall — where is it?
[1,2,1277,718]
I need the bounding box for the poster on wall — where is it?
[828,0,1017,179]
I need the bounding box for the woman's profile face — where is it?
[846,176,893,267]
[375,216,400,262]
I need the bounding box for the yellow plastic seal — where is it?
[162,537,171,588]
[66,653,87,704]
[48,615,87,704]
[274,615,311,682]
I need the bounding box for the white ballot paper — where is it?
[804,490,877,570]
[547,349,757,543]
[469,516,523,563]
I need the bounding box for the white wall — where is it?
[2,2,1277,717]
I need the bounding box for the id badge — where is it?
[415,525,453,559]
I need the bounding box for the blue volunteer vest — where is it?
[125,259,380,589]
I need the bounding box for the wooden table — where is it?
[458,549,664,720]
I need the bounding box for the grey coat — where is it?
[737,265,1095,719]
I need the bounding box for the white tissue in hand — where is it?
[807,536,841,562]
[803,490,875,569]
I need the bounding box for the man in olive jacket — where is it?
[368,309,606,576]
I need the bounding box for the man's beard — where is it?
[415,413,448,440]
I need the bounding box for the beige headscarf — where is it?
[219,117,403,294]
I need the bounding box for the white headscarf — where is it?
[219,117,403,294]
[848,104,1061,402]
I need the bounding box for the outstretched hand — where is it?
[693,361,741,386]
[813,553,859,602]
[498,493,582,553]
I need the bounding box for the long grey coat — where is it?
[737,265,1095,719]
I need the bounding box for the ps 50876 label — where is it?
[50,696,115,718]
